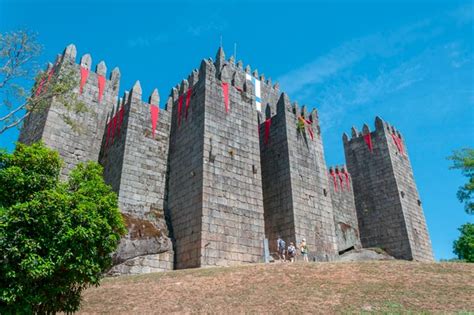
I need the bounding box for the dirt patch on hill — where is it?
[78,261,474,314]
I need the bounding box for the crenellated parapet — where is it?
[19,44,434,273]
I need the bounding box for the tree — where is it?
[453,223,474,263]
[0,30,86,134]
[448,148,474,262]
[0,142,126,313]
[448,148,474,214]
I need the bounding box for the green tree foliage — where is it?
[453,223,474,263]
[0,142,126,313]
[0,30,86,134]
[448,148,474,214]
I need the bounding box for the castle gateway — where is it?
[19,45,434,274]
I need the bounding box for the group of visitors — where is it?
[276,236,309,262]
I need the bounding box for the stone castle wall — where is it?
[260,93,338,261]
[19,45,120,178]
[343,117,433,261]
[328,166,361,253]
[18,44,434,274]
[100,82,174,273]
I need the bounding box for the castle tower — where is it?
[166,48,266,269]
[343,117,433,261]
[259,95,338,261]
[98,83,174,274]
[328,165,361,253]
[19,44,120,177]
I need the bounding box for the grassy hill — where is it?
[78,261,473,314]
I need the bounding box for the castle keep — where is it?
[19,44,434,274]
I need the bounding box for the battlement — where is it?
[328,165,352,194]
[20,44,434,273]
[343,116,408,158]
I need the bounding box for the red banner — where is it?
[338,171,344,191]
[392,132,401,154]
[177,95,183,127]
[185,88,192,120]
[117,107,124,135]
[150,105,160,138]
[80,66,89,94]
[398,135,404,155]
[363,134,373,152]
[264,118,271,144]
[222,82,229,113]
[35,77,46,96]
[98,75,106,103]
[106,120,112,147]
[344,170,350,189]
[330,170,338,192]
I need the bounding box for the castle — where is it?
[19,44,434,274]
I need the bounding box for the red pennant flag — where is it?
[177,95,183,127]
[106,121,112,147]
[391,132,403,154]
[305,119,314,140]
[222,82,229,113]
[35,77,46,96]
[116,107,124,135]
[264,118,272,144]
[338,172,344,191]
[80,66,89,94]
[112,114,118,140]
[150,105,160,138]
[330,170,338,192]
[110,115,115,141]
[185,88,192,120]
[363,134,373,152]
[46,67,55,83]
[344,170,350,189]
[98,75,106,103]
[398,135,404,155]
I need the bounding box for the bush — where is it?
[453,223,474,263]
[0,143,126,313]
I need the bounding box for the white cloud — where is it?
[277,19,433,95]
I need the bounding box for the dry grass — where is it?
[78,261,474,314]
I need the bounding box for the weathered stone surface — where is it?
[112,213,173,265]
[329,166,361,253]
[343,117,433,261]
[19,45,434,275]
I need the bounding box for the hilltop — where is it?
[78,261,473,313]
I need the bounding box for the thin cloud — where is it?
[277,20,432,95]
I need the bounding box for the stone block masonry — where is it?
[260,93,338,261]
[19,44,434,274]
[343,117,433,261]
[328,166,361,253]
[99,81,174,272]
[167,48,266,269]
[19,44,120,178]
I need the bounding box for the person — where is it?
[277,236,286,262]
[299,238,309,262]
[287,242,296,262]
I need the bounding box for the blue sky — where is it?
[0,0,473,260]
